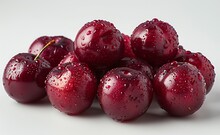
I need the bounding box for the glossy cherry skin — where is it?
[74,20,124,70]
[28,36,74,67]
[59,51,80,65]
[117,57,154,80]
[153,61,206,116]
[175,51,215,94]
[46,62,97,115]
[175,45,186,58]
[122,34,135,58]
[3,53,52,103]
[98,67,153,121]
[131,18,179,67]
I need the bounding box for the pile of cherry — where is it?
[3,19,215,122]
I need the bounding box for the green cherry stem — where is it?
[34,40,55,61]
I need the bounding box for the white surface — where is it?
[0,0,220,135]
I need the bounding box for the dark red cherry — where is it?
[3,53,52,103]
[131,18,178,67]
[46,62,97,115]
[74,20,124,70]
[175,45,186,58]
[153,61,206,116]
[117,57,154,80]
[175,51,215,94]
[59,51,80,65]
[122,34,135,58]
[98,67,153,121]
[28,36,74,67]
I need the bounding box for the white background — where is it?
[0,0,219,135]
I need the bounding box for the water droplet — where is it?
[188,107,191,110]
[190,88,193,93]
[122,70,132,76]
[123,83,127,87]
[86,30,92,35]
[81,43,86,46]
[198,73,203,81]
[105,85,111,89]
[81,36,85,40]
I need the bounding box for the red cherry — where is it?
[74,20,124,70]
[131,18,179,67]
[117,57,154,80]
[98,67,153,121]
[153,61,206,116]
[46,62,97,115]
[3,53,52,103]
[175,45,186,58]
[175,51,215,94]
[59,51,80,65]
[28,36,74,67]
[122,34,136,58]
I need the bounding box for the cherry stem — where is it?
[34,40,55,61]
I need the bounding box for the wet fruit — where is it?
[59,51,80,65]
[98,67,153,121]
[153,61,206,116]
[28,36,74,67]
[175,51,215,94]
[122,34,135,58]
[3,53,51,103]
[117,57,154,80]
[131,18,179,67]
[46,62,97,115]
[74,20,124,70]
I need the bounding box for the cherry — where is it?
[122,34,135,58]
[175,45,186,58]
[46,62,97,115]
[3,53,52,103]
[131,18,179,67]
[59,51,80,65]
[153,61,206,116]
[98,67,153,121]
[2,19,216,122]
[175,51,215,94]
[117,57,154,80]
[28,36,74,67]
[74,20,124,70]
